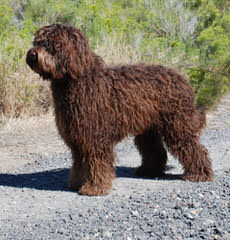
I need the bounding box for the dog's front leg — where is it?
[78,148,116,196]
[68,149,87,191]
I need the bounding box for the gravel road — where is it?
[0,94,230,240]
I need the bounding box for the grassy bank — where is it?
[0,0,230,119]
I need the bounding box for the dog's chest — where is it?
[51,82,77,143]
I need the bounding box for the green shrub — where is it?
[0,0,230,118]
[0,3,14,38]
[188,68,229,109]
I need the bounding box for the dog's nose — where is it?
[26,49,38,67]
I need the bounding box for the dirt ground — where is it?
[0,112,67,172]
[1,92,230,173]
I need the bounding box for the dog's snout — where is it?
[26,49,38,67]
[30,49,37,57]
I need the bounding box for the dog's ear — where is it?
[63,27,95,78]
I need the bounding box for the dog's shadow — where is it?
[0,168,70,192]
[0,166,181,192]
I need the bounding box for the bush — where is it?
[188,68,229,108]
[0,0,229,118]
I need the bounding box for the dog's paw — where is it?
[79,183,111,196]
[182,172,214,182]
[134,165,165,178]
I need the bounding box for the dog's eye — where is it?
[43,40,55,54]
[44,39,50,48]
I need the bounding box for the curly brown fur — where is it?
[26,24,213,196]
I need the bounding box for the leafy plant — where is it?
[0,0,230,118]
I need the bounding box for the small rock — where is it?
[185,213,194,220]
[173,213,181,219]
[174,203,181,210]
[160,210,168,219]
[198,193,204,198]
[190,210,197,216]
[103,231,112,238]
[203,219,216,227]
[131,211,139,216]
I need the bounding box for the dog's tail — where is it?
[197,106,207,130]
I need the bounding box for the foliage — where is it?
[0,0,230,117]
[186,0,230,108]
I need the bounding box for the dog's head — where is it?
[26,24,96,80]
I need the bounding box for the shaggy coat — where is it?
[26,24,213,196]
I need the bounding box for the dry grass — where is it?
[0,109,54,132]
[2,66,51,117]
[1,35,143,121]
[0,53,52,120]
[94,35,143,65]
[0,34,184,122]
[94,34,187,73]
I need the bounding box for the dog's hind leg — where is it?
[134,128,168,178]
[163,122,213,182]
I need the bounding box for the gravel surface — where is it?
[0,95,230,240]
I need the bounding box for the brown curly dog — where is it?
[26,24,213,196]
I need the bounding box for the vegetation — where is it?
[0,0,230,118]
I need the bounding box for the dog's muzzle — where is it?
[26,48,38,69]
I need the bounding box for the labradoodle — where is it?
[26,24,213,196]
